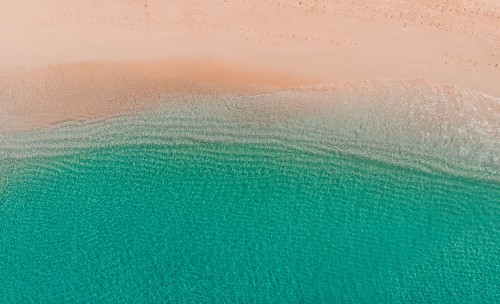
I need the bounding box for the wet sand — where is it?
[0,0,499,131]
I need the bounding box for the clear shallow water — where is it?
[0,85,499,302]
[0,141,498,303]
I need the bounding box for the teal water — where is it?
[0,141,498,303]
[1,85,499,303]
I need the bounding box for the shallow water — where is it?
[1,141,498,303]
[0,85,499,302]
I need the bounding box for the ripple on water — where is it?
[0,175,5,194]
[0,80,498,182]
[0,139,498,303]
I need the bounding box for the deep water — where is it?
[0,142,498,303]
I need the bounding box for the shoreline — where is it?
[0,58,319,132]
[1,0,499,131]
[1,58,499,132]
[1,79,498,182]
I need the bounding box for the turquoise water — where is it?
[0,141,498,303]
[1,85,499,302]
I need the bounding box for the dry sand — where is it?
[0,0,499,131]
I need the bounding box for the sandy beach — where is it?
[1,3,500,302]
[1,0,499,130]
